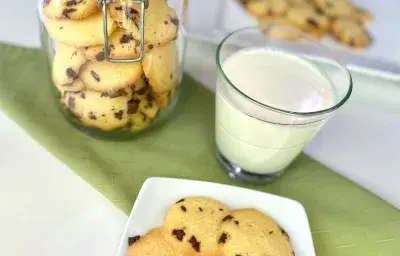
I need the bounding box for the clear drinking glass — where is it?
[38,0,187,140]
[215,26,353,182]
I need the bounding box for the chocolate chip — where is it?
[136,87,148,95]
[280,227,290,240]
[164,20,169,25]
[315,7,324,14]
[43,0,51,7]
[67,97,75,109]
[114,110,124,120]
[66,68,77,79]
[222,215,233,222]
[90,70,101,82]
[199,207,203,211]
[148,44,154,50]
[234,220,239,225]
[218,233,227,244]
[127,7,138,15]
[115,6,122,11]
[95,52,105,62]
[172,229,185,241]
[180,205,187,212]
[80,93,85,99]
[89,113,97,120]
[170,17,179,26]
[101,90,124,99]
[219,208,224,211]
[188,236,200,252]
[176,199,185,204]
[120,34,134,44]
[269,231,274,234]
[127,99,140,114]
[62,8,77,18]
[306,18,318,28]
[66,0,77,6]
[128,235,140,246]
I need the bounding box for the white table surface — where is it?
[1,1,399,256]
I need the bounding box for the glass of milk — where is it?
[215,26,353,182]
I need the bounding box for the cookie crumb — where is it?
[180,205,187,212]
[172,229,185,241]
[219,208,224,211]
[80,93,85,99]
[234,220,239,225]
[199,207,203,212]
[269,231,274,234]
[128,235,140,246]
[148,44,154,50]
[188,236,200,252]
[218,233,228,244]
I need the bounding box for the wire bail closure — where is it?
[98,0,149,63]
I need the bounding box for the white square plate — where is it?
[116,177,315,256]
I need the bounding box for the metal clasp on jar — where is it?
[98,0,149,63]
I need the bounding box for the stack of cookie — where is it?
[241,0,373,48]
[43,0,180,132]
[126,197,294,256]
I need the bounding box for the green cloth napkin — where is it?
[0,44,399,255]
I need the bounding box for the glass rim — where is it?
[215,26,353,117]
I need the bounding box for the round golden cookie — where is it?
[55,77,85,94]
[109,0,178,48]
[246,0,289,18]
[163,197,230,256]
[79,60,143,92]
[312,0,355,18]
[84,28,155,61]
[126,228,184,256]
[286,7,329,33]
[353,7,373,23]
[43,0,99,19]
[330,19,371,48]
[52,43,86,86]
[63,87,132,131]
[217,209,294,256]
[142,42,178,93]
[258,17,300,40]
[46,11,116,47]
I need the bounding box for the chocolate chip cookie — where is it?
[126,228,184,256]
[163,197,230,255]
[52,43,86,86]
[43,0,100,20]
[217,208,294,256]
[79,60,143,91]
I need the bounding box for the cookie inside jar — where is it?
[42,0,184,138]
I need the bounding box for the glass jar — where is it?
[38,0,187,139]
